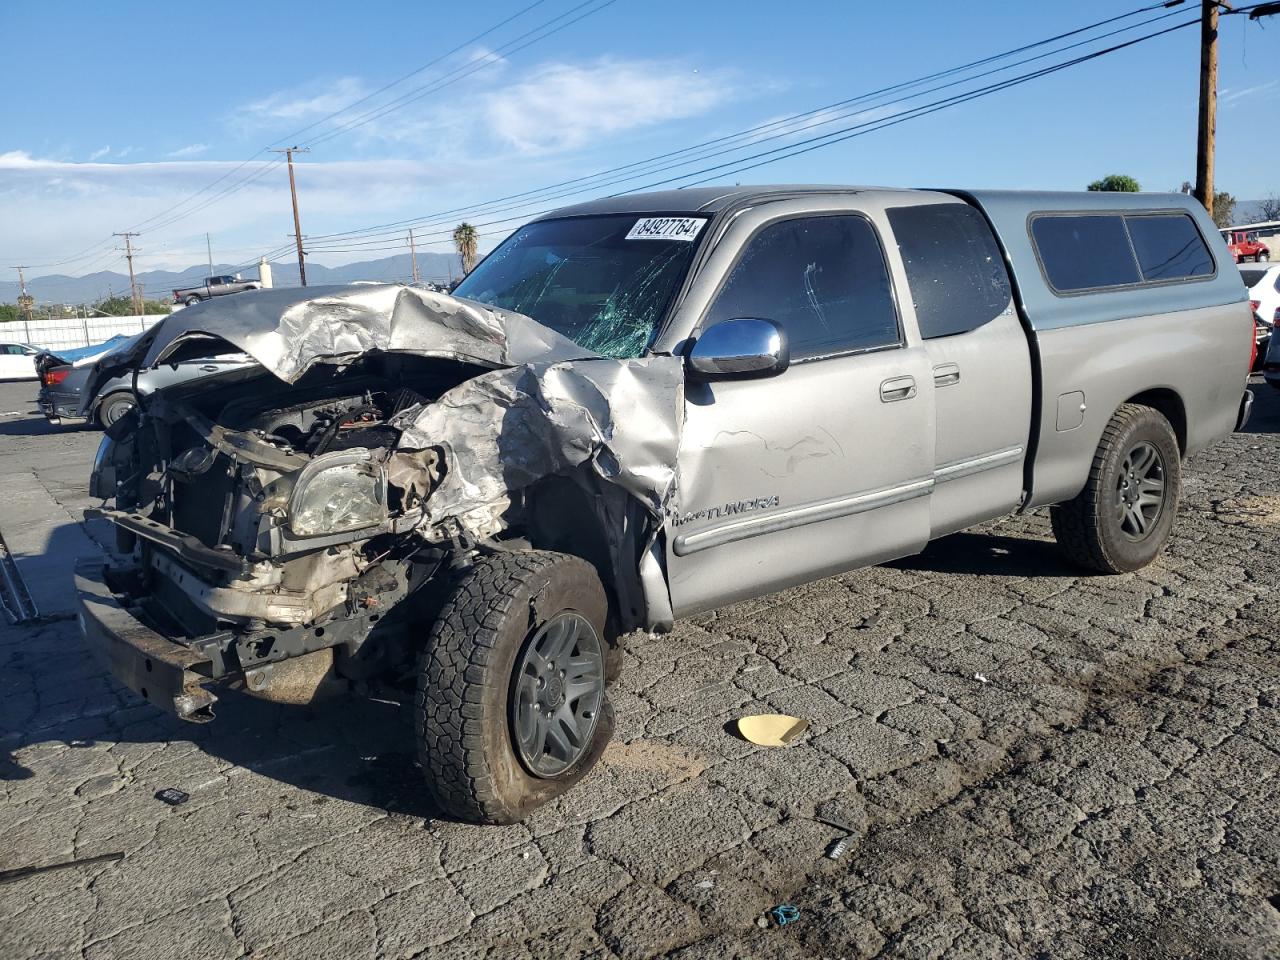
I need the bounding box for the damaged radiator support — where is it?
[0,528,39,624]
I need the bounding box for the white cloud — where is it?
[240,76,370,124]
[166,143,209,158]
[88,145,111,161]
[0,152,477,273]
[483,58,735,154]
[1221,80,1278,107]
[6,55,750,275]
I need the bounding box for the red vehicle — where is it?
[1222,230,1271,263]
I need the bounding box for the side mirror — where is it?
[685,318,789,379]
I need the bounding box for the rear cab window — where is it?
[1031,211,1215,294]
[703,215,899,360]
[887,203,1012,339]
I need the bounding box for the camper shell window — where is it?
[1030,211,1215,295]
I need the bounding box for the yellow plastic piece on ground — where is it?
[736,714,809,747]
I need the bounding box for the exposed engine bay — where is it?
[88,285,685,711]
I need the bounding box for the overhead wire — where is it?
[13,0,607,275]
[299,2,1195,251]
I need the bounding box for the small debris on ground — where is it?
[735,714,809,746]
[695,878,715,890]
[154,788,190,806]
[973,672,989,683]
[768,903,800,927]
[825,836,853,861]
[0,851,124,884]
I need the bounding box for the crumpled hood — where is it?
[142,284,601,381]
[96,282,686,629]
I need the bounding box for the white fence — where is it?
[3,315,168,353]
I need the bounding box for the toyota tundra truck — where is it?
[172,274,262,306]
[78,186,1253,823]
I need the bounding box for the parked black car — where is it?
[36,337,250,427]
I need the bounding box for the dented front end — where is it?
[80,285,684,719]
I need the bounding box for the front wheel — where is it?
[414,551,614,823]
[1258,251,1270,262]
[1050,404,1181,574]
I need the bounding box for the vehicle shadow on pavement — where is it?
[1241,381,1280,434]
[1,607,443,818]
[0,418,60,437]
[889,529,1081,578]
[0,415,90,437]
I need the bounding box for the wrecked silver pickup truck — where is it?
[77,186,1252,823]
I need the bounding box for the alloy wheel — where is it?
[510,611,604,778]
[1114,440,1166,540]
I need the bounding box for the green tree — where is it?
[90,296,170,316]
[452,222,479,275]
[94,296,136,316]
[0,303,21,323]
[1211,191,1236,229]
[1087,174,1141,192]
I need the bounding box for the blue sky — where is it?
[4,0,1279,278]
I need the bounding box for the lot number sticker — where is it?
[626,217,707,242]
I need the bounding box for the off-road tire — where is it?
[414,550,615,824]
[185,296,202,306]
[1050,403,1181,574]
[96,392,135,428]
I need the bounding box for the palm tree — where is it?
[453,222,478,275]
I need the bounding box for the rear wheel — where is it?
[96,392,135,428]
[1050,403,1181,574]
[185,295,202,306]
[414,551,614,823]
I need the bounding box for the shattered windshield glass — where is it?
[452,215,705,359]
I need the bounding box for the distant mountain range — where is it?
[0,252,465,306]
[8,196,1275,306]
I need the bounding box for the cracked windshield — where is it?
[452,214,705,358]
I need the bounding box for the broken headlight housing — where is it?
[288,450,387,537]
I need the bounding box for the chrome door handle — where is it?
[199,365,219,372]
[933,362,960,387]
[879,375,917,402]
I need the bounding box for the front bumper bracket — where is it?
[75,559,218,722]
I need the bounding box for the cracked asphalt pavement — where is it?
[0,378,1277,959]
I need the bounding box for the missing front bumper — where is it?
[74,559,218,722]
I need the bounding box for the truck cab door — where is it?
[660,200,935,616]
[883,199,1032,538]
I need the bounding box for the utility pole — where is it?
[10,266,33,322]
[206,232,214,276]
[408,229,420,283]
[113,232,143,316]
[270,146,310,286]
[1194,1,1223,220]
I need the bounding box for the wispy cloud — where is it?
[1221,80,1278,106]
[240,76,369,125]
[0,151,477,272]
[482,58,736,155]
[166,143,209,158]
[88,145,111,161]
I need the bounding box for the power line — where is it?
[14,1,1207,280]
[12,1,600,276]
[295,15,1202,264]
[302,0,621,149]
[298,3,1194,251]
[137,0,616,240]
[276,0,552,146]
